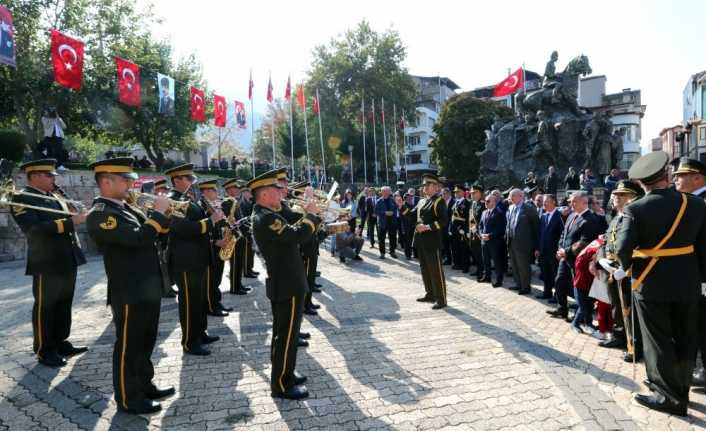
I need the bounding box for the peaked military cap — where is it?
[628,151,669,184]
[612,179,643,196]
[470,183,484,192]
[672,157,706,176]
[275,167,289,181]
[247,169,284,192]
[20,159,58,176]
[154,178,169,190]
[198,179,218,190]
[88,157,138,179]
[223,178,240,189]
[422,173,442,185]
[453,184,466,193]
[291,181,310,190]
[164,163,196,179]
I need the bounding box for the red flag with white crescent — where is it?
[115,57,141,107]
[213,94,226,127]
[267,76,273,103]
[50,30,84,90]
[284,76,291,101]
[493,68,524,97]
[190,87,205,122]
[248,71,254,100]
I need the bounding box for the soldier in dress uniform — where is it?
[148,178,175,298]
[450,185,471,273]
[198,179,232,316]
[236,181,259,279]
[398,192,418,260]
[616,151,706,416]
[85,158,175,414]
[221,179,251,295]
[596,180,643,364]
[165,164,225,356]
[249,170,322,400]
[153,178,169,195]
[468,184,485,280]
[670,158,706,387]
[414,173,449,309]
[10,159,88,367]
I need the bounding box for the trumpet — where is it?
[127,190,190,218]
[0,179,85,216]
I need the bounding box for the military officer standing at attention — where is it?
[85,158,175,414]
[250,170,322,400]
[450,185,471,273]
[670,157,706,387]
[616,151,706,416]
[198,179,232,316]
[10,159,88,367]
[221,179,251,295]
[240,182,259,279]
[165,164,225,356]
[414,173,449,309]
[468,184,485,280]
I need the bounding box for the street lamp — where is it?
[348,145,354,183]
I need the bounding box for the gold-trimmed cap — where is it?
[198,179,218,190]
[88,157,138,179]
[275,167,289,181]
[164,163,196,179]
[19,159,58,176]
[422,173,441,186]
[246,170,283,192]
[470,183,484,192]
[628,151,669,184]
[154,178,168,190]
[453,184,466,193]
[612,180,643,196]
[223,178,240,189]
[672,157,706,176]
[291,181,310,190]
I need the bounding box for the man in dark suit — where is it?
[617,152,706,416]
[547,191,599,319]
[10,159,87,368]
[374,186,397,259]
[360,187,378,248]
[441,187,453,265]
[449,185,471,272]
[505,189,539,295]
[478,195,506,287]
[535,194,563,299]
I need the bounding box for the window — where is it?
[406,136,421,147]
[406,154,422,164]
[699,126,706,141]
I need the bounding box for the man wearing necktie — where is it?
[506,189,539,295]
[374,186,398,259]
[536,194,563,299]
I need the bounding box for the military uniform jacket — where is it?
[450,198,470,234]
[11,186,86,275]
[616,188,706,302]
[399,201,417,231]
[87,198,169,305]
[167,190,214,271]
[414,194,448,249]
[469,199,485,239]
[252,204,322,302]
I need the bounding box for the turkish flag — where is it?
[296,84,306,110]
[190,87,205,122]
[284,76,291,101]
[312,95,320,115]
[115,57,141,107]
[213,94,226,127]
[266,76,273,103]
[493,68,524,97]
[50,30,84,90]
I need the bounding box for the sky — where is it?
[141,0,705,153]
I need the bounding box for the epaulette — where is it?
[92,202,106,212]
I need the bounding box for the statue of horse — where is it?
[520,55,592,116]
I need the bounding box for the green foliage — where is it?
[0,130,28,162]
[432,93,513,181]
[236,165,253,180]
[63,135,108,163]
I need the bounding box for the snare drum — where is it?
[325,221,349,235]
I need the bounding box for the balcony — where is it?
[405,162,437,172]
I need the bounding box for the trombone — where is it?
[0,179,84,216]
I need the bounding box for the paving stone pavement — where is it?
[1,245,706,430]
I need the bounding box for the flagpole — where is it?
[302,87,311,182]
[270,119,276,169]
[393,103,399,182]
[316,89,326,185]
[381,97,389,184]
[361,93,367,184]
[289,81,294,179]
[372,98,378,185]
[251,97,255,177]
[402,108,407,181]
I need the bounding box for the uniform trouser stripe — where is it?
[436,251,447,303]
[206,266,213,312]
[183,272,190,348]
[120,304,129,409]
[36,274,43,357]
[279,297,296,392]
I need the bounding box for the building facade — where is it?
[682,71,706,162]
[656,125,685,159]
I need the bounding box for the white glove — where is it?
[702,283,706,295]
[613,267,627,281]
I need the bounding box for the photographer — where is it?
[40,108,68,169]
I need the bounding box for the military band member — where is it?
[616,151,706,416]
[468,184,485,280]
[450,185,471,273]
[398,192,418,260]
[596,180,643,363]
[239,183,259,279]
[150,178,176,298]
[165,164,225,356]
[249,170,322,400]
[221,179,251,295]
[153,178,169,195]
[86,158,175,414]
[671,158,706,387]
[198,179,231,316]
[414,173,449,309]
[10,159,88,367]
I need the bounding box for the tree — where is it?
[431,93,513,181]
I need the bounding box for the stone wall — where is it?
[0,170,101,262]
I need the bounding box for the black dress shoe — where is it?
[478,277,491,283]
[303,308,318,316]
[309,303,321,310]
[207,310,229,317]
[39,352,67,368]
[547,298,557,304]
[298,338,309,347]
[634,393,687,416]
[118,399,162,415]
[310,287,322,293]
[518,289,530,295]
[58,343,88,357]
[693,369,706,387]
[272,385,309,400]
[492,282,503,288]
[570,325,584,335]
[315,271,321,277]
[379,255,386,259]
[293,371,307,385]
[184,346,211,356]
[416,296,435,302]
[535,294,552,299]
[598,338,626,349]
[547,308,568,318]
[202,334,220,344]
[221,306,234,312]
[145,386,175,400]
[431,303,447,310]
[509,285,520,291]
[299,332,311,339]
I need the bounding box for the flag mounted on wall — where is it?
[213,94,226,127]
[115,57,141,107]
[51,29,84,90]
[190,86,205,122]
[0,5,16,68]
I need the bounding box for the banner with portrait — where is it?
[235,100,247,129]
[157,73,175,116]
